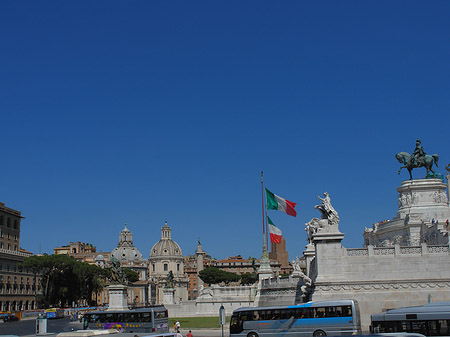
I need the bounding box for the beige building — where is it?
[0,202,40,311]
[109,224,150,307]
[213,255,282,276]
[149,221,188,304]
[54,241,109,266]
[184,241,215,300]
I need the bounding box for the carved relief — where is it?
[315,281,450,292]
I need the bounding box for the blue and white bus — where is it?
[230,299,361,337]
[371,302,450,336]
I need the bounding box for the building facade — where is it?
[0,202,39,311]
[110,224,150,306]
[149,221,188,304]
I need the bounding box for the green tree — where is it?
[20,254,105,308]
[123,268,139,283]
[240,272,257,285]
[198,267,239,285]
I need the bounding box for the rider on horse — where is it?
[410,139,426,167]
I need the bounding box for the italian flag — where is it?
[268,217,282,244]
[265,188,297,217]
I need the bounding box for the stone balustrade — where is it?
[345,243,449,257]
[0,248,33,257]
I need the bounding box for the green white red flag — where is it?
[268,216,282,244]
[265,188,297,217]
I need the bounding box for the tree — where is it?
[20,254,105,308]
[198,267,239,285]
[123,268,139,283]
[240,272,258,285]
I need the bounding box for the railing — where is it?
[345,244,449,257]
[0,248,33,257]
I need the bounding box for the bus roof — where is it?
[85,306,167,315]
[372,302,450,319]
[232,300,356,313]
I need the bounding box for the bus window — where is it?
[141,312,151,322]
[341,305,352,317]
[314,307,326,318]
[155,310,168,319]
[239,311,252,322]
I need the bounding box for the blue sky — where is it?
[1,1,449,261]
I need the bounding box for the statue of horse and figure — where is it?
[395,139,439,180]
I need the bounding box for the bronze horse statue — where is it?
[395,152,439,180]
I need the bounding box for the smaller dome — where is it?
[149,221,183,258]
[95,254,105,261]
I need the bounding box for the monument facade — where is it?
[258,141,450,331]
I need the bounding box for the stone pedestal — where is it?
[257,250,273,281]
[303,243,316,277]
[163,288,175,304]
[107,284,129,311]
[364,179,450,247]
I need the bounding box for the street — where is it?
[0,317,228,337]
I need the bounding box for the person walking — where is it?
[187,330,193,337]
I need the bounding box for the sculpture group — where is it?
[305,192,340,242]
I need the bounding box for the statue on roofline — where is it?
[305,192,341,242]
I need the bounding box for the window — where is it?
[164,264,168,271]
[177,264,180,271]
[7,218,10,228]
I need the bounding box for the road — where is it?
[0,317,228,337]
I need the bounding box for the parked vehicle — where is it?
[371,301,450,336]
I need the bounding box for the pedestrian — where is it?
[187,330,193,337]
[175,320,180,333]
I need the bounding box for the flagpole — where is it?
[261,171,267,254]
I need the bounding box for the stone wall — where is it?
[258,275,301,307]
[312,241,450,331]
[166,284,257,317]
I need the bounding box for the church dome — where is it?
[95,254,105,261]
[110,224,145,263]
[150,221,183,258]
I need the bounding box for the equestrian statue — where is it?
[395,139,439,180]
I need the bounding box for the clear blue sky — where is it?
[1,1,449,261]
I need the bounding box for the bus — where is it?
[371,302,450,336]
[82,306,169,333]
[45,308,64,319]
[230,299,361,337]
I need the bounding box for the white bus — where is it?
[82,306,169,334]
[230,299,361,337]
[371,302,450,336]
